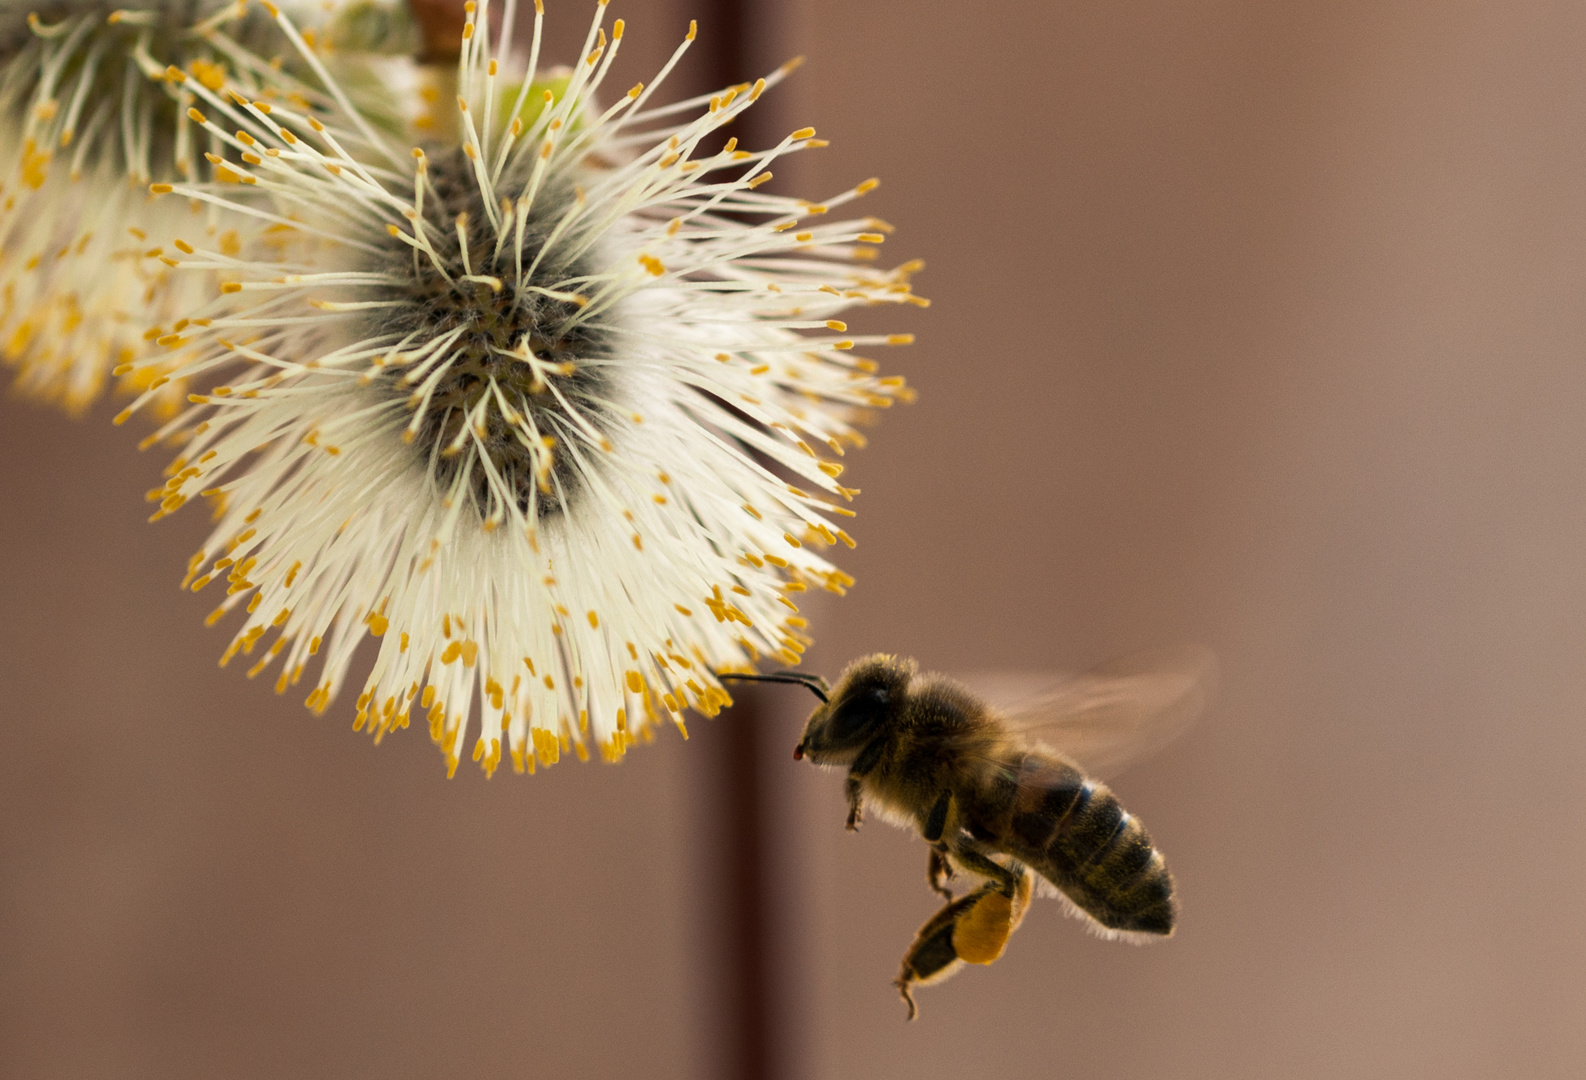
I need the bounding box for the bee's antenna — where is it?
[716,670,830,703]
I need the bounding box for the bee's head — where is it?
[794,654,915,765]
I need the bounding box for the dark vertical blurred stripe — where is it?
[694,5,778,1079]
[712,688,773,1080]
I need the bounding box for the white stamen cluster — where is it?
[127,0,923,776]
[0,0,407,412]
[0,164,210,413]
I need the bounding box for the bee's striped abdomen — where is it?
[1002,753,1177,935]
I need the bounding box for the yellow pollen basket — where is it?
[952,871,1035,965]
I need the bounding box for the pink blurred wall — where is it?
[7,1,1586,1076]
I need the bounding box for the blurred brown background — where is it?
[7,0,1586,1076]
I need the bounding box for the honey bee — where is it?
[723,646,1211,1018]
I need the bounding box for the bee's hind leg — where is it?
[926,846,955,901]
[894,976,920,1021]
[948,840,1020,898]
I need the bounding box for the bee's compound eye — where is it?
[828,685,889,744]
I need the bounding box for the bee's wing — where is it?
[957,645,1215,779]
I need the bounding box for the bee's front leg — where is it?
[844,738,886,831]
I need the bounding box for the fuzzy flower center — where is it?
[368,148,613,519]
